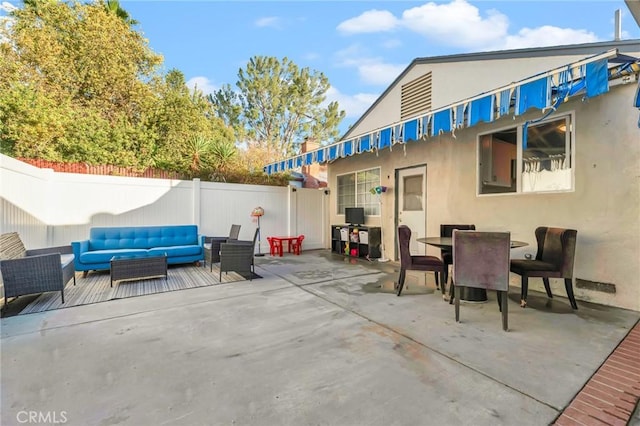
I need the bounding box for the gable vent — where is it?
[401,72,432,120]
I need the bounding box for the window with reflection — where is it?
[337,168,381,215]
[479,129,517,194]
[522,116,571,192]
[478,114,573,195]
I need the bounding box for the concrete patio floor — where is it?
[1,251,639,426]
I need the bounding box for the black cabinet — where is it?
[331,225,381,259]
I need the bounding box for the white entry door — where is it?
[397,166,427,255]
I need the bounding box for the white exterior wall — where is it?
[200,183,330,252]
[0,156,50,248]
[1,155,329,255]
[329,83,640,311]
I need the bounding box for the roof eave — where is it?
[625,0,640,27]
[341,39,640,141]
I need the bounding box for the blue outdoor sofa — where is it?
[71,225,204,276]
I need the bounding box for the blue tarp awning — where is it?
[265,49,638,174]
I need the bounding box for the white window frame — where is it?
[337,167,381,216]
[477,112,575,196]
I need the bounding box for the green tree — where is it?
[149,69,236,175]
[0,0,161,166]
[0,0,271,183]
[104,0,138,26]
[210,138,237,175]
[210,56,345,162]
[186,135,211,175]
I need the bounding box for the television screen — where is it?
[345,207,365,225]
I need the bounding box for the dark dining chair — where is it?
[396,225,445,296]
[440,224,476,302]
[453,230,511,331]
[204,224,241,271]
[510,227,578,309]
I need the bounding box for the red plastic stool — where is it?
[267,237,283,256]
[291,235,305,255]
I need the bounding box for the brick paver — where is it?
[554,322,640,425]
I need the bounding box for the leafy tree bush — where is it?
[0,1,336,186]
[210,56,345,163]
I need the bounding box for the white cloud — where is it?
[325,86,379,118]
[334,43,366,64]
[401,0,509,48]
[303,51,320,61]
[381,39,402,49]
[500,26,599,50]
[335,43,406,86]
[337,0,602,52]
[356,60,405,86]
[0,1,16,41]
[186,76,217,96]
[337,9,399,34]
[255,16,282,29]
[1,2,17,12]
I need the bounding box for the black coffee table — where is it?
[110,254,168,287]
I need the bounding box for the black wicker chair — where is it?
[219,228,259,281]
[204,224,241,271]
[1,232,76,309]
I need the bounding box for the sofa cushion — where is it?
[80,249,149,264]
[0,232,26,260]
[148,245,202,258]
[89,226,199,251]
[60,254,75,269]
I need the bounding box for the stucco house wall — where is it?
[328,81,640,311]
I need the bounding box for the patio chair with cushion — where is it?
[0,232,76,309]
[219,228,259,281]
[397,225,445,296]
[453,230,511,331]
[510,227,578,309]
[204,224,241,271]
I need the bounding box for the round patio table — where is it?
[417,236,528,302]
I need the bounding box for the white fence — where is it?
[0,154,330,253]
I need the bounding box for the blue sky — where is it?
[2,1,639,132]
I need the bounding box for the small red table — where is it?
[269,236,300,256]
